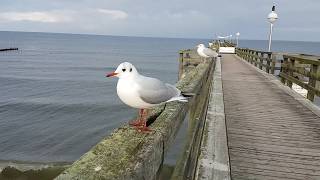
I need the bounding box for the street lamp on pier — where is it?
[267,5,278,52]
[236,32,240,47]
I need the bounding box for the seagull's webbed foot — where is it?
[136,124,152,133]
[129,120,144,126]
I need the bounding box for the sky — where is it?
[0,0,319,41]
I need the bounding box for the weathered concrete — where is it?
[195,57,231,180]
[55,58,214,180]
[223,54,320,180]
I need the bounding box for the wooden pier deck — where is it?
[222,54,320,180]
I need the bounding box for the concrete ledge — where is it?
[195,58,231,180]
[234,55,320,117]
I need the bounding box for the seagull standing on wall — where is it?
[197,44,218,59]
[106,62,188,132]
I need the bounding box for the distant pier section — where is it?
[0,47,18,52]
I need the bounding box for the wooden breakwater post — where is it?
[55,49,217,180]
[236,48,320,102]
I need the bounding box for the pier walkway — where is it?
[222,54,320,180]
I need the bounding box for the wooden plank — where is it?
[222,54,320,180]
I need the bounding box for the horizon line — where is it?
[0,30,319,43]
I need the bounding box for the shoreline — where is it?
[0,161,70,180]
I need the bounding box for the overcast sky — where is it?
[0,0,319,41]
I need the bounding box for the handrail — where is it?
[280,54,320,101]
[236,48,320,102]
[236,48,278,74]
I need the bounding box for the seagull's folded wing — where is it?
[203,48,218,57]
[136,76,180,104]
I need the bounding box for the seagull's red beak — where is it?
[106,72,118,77]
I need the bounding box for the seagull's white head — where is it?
[197,44,205,48]
[106,62,139,79]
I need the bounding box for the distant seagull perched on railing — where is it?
[196,44,218,59]
[106,62,189,132]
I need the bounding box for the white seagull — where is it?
[106,62,188,132]
[197,44,218,59]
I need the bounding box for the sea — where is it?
[0,31,320,165]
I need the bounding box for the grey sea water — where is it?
[0,31,319,164]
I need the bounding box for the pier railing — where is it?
[280,54,320,101]
[236,48,320,102]
[56,50,216,180]
[236,48,278,74]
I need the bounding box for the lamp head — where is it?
[267,5,278,23]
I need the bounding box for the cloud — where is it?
[97,9,128,20]
[0,11,73,23]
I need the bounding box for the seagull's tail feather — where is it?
[181,92,196,97]
[167,96,188,103]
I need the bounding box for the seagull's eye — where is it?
[122,68,126,72]
[129,68,132,72]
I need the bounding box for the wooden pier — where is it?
[223,54,320,179]
[0,43,315,179]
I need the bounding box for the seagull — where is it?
[196,44,218,59]
[106,62,188,132]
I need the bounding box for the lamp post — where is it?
[236,32,240,47]
[267,5,278,52]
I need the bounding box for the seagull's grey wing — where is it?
[203,48,218,57]
[136,76,180,104]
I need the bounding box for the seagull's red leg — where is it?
[137,110,152,133]
[129,109,144,126]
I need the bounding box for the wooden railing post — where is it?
[259,52,263,70]
[249,50,253,64]
[307,64,318,101]
[266,53,271,73]
[254,51,257,66]
[281,56,288,84]
[178,51,184,80]
[287,57,295,88]
[246,49,249,62]
[270,53,275,74]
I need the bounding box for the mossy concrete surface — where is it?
[55,58,213,180]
